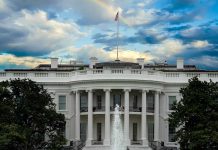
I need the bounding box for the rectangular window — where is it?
[133,123,137,141]
[80,95,88,112]
[59,95,66,110]
[80,123,87,142]
[147,94,154,113]
[169,96,177,110]
[97,123,102,141]
[169,123,176,142]
[133,95,138,109]
[97,95,102,109]
[113,94,121,107]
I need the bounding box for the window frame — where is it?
[168,96,177,111]
[168,123,176,142]
[58,95,67,111]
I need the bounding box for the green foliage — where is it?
[169,77,218,150]
[0,79,66,150]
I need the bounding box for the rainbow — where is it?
[89,0,129,25]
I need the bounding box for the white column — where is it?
[154,91,160,141]
[75,90,80,141]
[104,89,111,145]
[141,89,148,146]
[124,89,130,145]
[86,89,93,145]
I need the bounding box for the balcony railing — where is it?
[80,107,88,112]
[81,106,154,113]
[92,140,103,145]
[93,106,105,112]
[129,106,142,112]
[147,106,154,113]
[1,69,217,84]
[131,140,142,145]
[110,106,125,111]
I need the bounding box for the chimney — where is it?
[137,58,145,69]
[51,58,58,69]
[89,57,98,69]
[177,58,184,69]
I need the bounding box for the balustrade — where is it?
[1,69,218,83]
[93,106,105,112]
[131,140,143,145]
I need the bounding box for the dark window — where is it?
[169,123,176,142]
[169,96,177,110]
[97,123,102,141]
[133,123,137,141]
[80,123,87,142]
[97,95,102,109]
[147,94,154,112]
[113,94,121,107]
[148,122,154,141]
[80,95,87,107]
[59,95,66,110]
[133,95,138,108]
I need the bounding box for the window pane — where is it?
[133,95,138,108]
[97,123,102,141]
[80,95,88,107]
[113,95,121,107]
[169,123,176,142]
[59,95,66,110]
[169,96,176,110]
[133,123,137,141]
[97,95,102,109]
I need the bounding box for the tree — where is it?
[169,77,218,150]
[0,79,66,150]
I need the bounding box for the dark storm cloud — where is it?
[176,24,218,44]
[166,25,191,32]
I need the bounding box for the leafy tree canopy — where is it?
[0,79,66,150]
[169,77,218,150]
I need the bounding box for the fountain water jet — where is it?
[111,104,127,150]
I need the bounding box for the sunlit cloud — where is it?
[0,54,49,68]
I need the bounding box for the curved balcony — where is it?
[91,140,103,145]
[110,106,125,111]
[129,106,142,112]
[131,140,142,145]
[80,107,88,112]
[147,106,154,113]
[93,106,105,112]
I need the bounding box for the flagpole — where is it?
[116,12,119,61]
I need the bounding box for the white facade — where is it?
[1,58,218,150]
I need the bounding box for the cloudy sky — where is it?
[0,0,218,70]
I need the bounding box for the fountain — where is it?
[111,105,126,150]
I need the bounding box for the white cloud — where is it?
[190,40,210,48]
[67,0,120,25]
[151,39,186,57]
[189,56,218,68]
[0,10,84,55]
[0,54,49,68]
[124,9,158,26]
[49,45,154,63]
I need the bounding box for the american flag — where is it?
[115,11,119,21]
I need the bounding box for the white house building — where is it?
[0,57,217,150]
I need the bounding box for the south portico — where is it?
[70,86,164,149]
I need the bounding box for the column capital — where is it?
[155,90,162,94]
[86,89,93,92]
[123,88,131,92]
[103,88,111,92]
[141,88,149,93]
[72,89,82,94]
